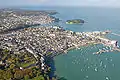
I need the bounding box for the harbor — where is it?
[1,7,120,80]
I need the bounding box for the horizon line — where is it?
[1,5,120,9]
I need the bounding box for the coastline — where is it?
[64,41,100,54]
[0,8,120,80]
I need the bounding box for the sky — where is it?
[0,0,120,7]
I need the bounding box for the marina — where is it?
[54,7,120,80]
[0,7,120,80]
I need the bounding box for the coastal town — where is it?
[0,8,58,33]
[1,27,116,57]
[0,9,119,80]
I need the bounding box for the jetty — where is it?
[111,33,120,37]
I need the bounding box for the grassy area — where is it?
[20,61,35,68]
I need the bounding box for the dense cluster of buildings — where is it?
[0,9,57,33]
[0,9,119,71]
[0,27,112,57]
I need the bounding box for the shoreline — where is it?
[64,41,100,53]
[0,8,120,80]
[0,9,58,33]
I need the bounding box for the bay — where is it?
[53,7,120,80]
[21,6,120,80]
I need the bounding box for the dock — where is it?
[111,33,120,37]
[113,48,120,52]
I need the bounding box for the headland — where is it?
[0,8,120,80]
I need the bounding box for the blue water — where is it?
[53,7,120,80]
[22,6,120,80]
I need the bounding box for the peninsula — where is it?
[0,9,119,80]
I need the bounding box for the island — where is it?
[44,10,58,15]
[66,19,84,24]
[0,9,120,80]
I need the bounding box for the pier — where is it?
[113,48,120,52]
[111,33,120,37]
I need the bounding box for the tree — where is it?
[0,70,4,79]
[33,75,45,80]
[14,70,24,79]
[72,32,76,36]
[9,64,15,69]
[23,69,33,78]
[24,75,29,80]
[3,70,13,80]
[3,49,9,53]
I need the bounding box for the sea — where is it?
[21,6,120,80]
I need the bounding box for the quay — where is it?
[111,33,120,37]
[1,9,120,71]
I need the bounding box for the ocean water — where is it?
[22,6,120,80]
[53,7,120,80]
